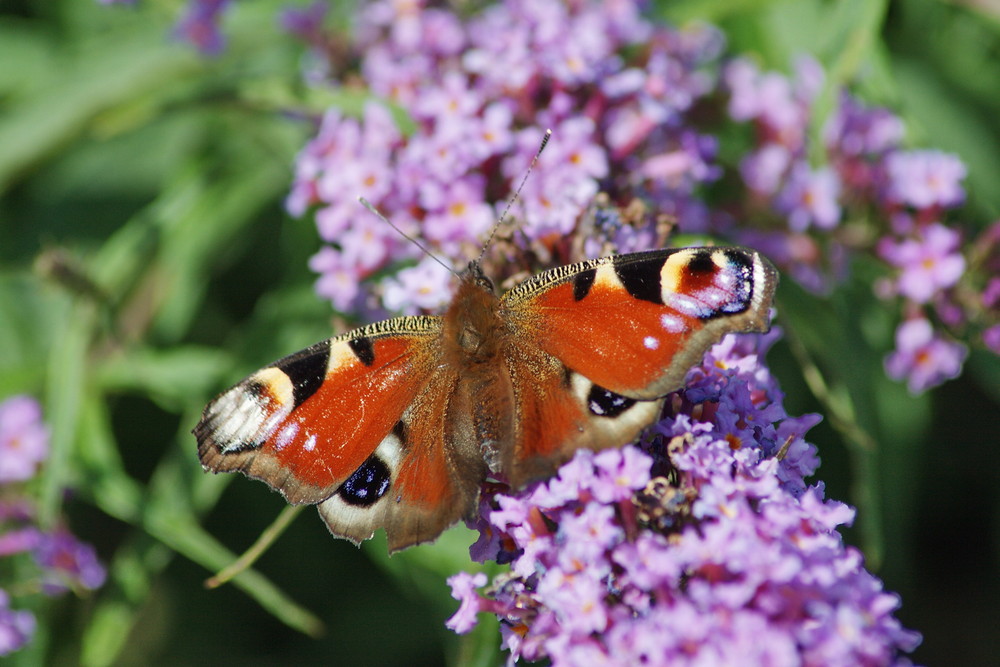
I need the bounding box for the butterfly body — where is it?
[196,247,777,551]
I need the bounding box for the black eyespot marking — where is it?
[348,336,376,366]
[587,384,636,418]
[687,249,716,273]
[573,268,597,301]
[338,456,391,507]
[278,344,331,409]
[615,257,665,305]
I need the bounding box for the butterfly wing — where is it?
[317,358,488,551]
[499,247,777,482]
[195,315,485,550]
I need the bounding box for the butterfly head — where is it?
[464,260,496,295]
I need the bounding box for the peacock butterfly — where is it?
[195,247,777,552]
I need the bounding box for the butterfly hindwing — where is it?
[501,337,666,485]
[318,362,487,550]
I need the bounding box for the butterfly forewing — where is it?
[501,247,777,400]
[195,316,443,505]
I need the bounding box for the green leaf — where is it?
[0,24,199,193]
[40,301,95,525]
[96,345,232,410]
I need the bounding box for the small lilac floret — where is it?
[884,318,967,393]
[0,396,49,483]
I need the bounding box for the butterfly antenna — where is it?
[478,128,552,262]
[358,197,459,277]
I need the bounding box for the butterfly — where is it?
[195,247,777,552]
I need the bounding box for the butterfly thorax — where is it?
[443,262,505,364]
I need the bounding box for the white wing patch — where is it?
[213,367,295,453]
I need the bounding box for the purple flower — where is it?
[983,276,1000,310]
[740,143,791,195]
[878,222,965,303]
[776,164,842,231]
[467,102,514,162]
[590,447,651,504]
[640,131,720,196]
[445,571,487,633]
[725,58,811,145]
[449,331,920,665]
[557,503,624,564]
[825,94,904,157]
[420,176,497,253]
[286,0,736,318]
[0,404,104,657]
[792,55,825,103]
[983,323,1000,355]
[0,590,35,657]
[338,221,396,274]
[33,529,107,594]
[414,71,481,122]
[0,527,41,557]
[380,257,454,315]
[279,1,327,45]
[173,0,230,55]
[884,149,967,210]
[885,318,967,393]
[0,396,49,483]
[547,117,610,181]
[308,247,364,313]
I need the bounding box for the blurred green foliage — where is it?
[0,0,998,665]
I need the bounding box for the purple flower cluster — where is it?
[106,0,997,392]
[724,57,993,393]
[281,0,997,393]
[0,396,106,657]
[727,56,840,234]
[447,332,921,665]
[287,0,725,314]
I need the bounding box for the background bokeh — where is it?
[1,0,998,664]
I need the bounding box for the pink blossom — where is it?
[885,149,967,209]
[444,571,487,634]
[878,222,966,303]
[380,257,454,314]
[0,590,35,657]
[0,396,49,483]
[885,318,968,393]
[776,164,842,231]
